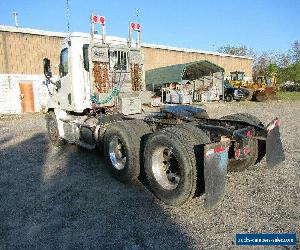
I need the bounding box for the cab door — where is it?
[57,47,73,109]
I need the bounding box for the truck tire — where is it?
[45,111,66,147]
[103,120,151,183]
[221,113,265,171]
[143,124,210,206]
[221,113,263,126]
[225,94,233,102]
[122,119,152,166]
[241,88,253,101]
[96,114,124,150]
[125,120,152,143]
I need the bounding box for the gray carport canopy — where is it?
[145,60,224,88]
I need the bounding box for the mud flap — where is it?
[266,118,285,168]
[204,142,229,209]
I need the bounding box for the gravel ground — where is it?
[0,101,299,249]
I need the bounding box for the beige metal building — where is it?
[0,25,253,113]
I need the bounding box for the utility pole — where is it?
[12,12,19,28]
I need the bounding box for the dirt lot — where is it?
[0,101,299,249]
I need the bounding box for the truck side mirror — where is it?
[54,80,61,89]
[43,58,52,78]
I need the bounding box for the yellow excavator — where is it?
[252,73,278,101]
[229,71,277,101]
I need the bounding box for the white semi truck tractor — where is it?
[44,16,285,208]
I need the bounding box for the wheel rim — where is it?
[48,118,58,141]
[108,136,127,170]
[151,146,181,190]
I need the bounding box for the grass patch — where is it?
[278,91,300,101]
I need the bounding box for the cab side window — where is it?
[59,48,68,77]
[83,44,89,71]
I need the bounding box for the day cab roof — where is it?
[62,32,129,47]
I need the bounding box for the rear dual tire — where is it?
[143,125,210,206]
[103,120,151,183]
[103,121,212,206]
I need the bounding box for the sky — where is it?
[0,0,299,53]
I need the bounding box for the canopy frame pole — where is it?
[222,71,225,101]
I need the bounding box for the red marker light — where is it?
[136,23,141,31]
[99,16,105,25]
[131,22,136,29]
[92,15,98,23]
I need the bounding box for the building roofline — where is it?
[142,43,253,60]
[0,25,67,38]
[0,25,253,60]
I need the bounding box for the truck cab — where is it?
[45,17,149,115]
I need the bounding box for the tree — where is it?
[278,63,300,85]
[290,40,300,63]
[275,52,291,67]
[217,45,255,57]
[252,52,276,77]
[266,63,279,77]
[218,42,300,85]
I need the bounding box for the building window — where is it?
[59,48,68,77]
[83,44,89,71]
[110,50,127,71]
[237,73,244,81]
